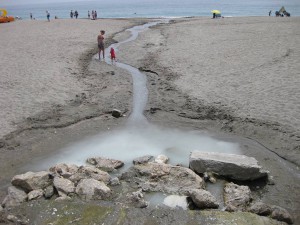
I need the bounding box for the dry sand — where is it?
[0,17,300,223]
[0,18,142,137]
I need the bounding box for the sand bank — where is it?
[0,17,299,222]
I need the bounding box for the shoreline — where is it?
[0,17,299,222]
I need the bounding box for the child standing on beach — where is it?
[110,47,116,64]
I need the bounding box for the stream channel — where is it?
[27,20,300,212]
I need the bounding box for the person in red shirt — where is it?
[110,47,116,64]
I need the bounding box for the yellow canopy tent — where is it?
[0,8,8,17]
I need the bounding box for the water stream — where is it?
[31,20,242,209]
[34,20,241,170]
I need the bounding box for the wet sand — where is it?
[0,17,300,223]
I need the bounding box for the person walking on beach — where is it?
[70,10,73,18]
[95,11,98,20]
[92,10,95,20]
[30,13,33,20]
[269,10,272,16]
[88,11,90,19]
[97,30,105,60]
[46,11,50,22]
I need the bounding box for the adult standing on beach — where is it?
[95,11,98,20]
[92,10,95,20]
[269,10,272,16]
[30,13,33,19]
[46,11,50,22]
[97,30,105,60]
[70,10,73,18]
[88,11,90,19]
[75,10,79,19]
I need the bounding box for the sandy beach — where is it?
[0,17,300,223]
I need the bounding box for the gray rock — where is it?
[2,186,28,208]
[53,177,75,196]
[0,205,3,212]
[7,214,29,224]
[55,196,72,202]
[49,163,79,178]
[224,182,251,211]
[75,178,111,201]
[28,189,44,201]
[154,155,169,164]
[186,189,219,209]
[248,202,272,216]
[189,151,269,181]
[126,190,148,208]
[133,155,153,165]
[11,171,52,192]
[112,109,122,118]
[69,165,111,184]
[86,157,124,172]
[132,162,204,194]
[44,185,55,199]
[271,205,293,224]
[109,177,120,186]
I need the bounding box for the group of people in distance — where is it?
[88,10,98,20]
[70,10,79,19]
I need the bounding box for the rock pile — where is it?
[0,153,293,224]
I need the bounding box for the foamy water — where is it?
[32,124,240,171]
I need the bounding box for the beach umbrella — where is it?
[211,10,221,14]
[0,8,8,17]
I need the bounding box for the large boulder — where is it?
[86,157,124,172]
[53,177,75,196]
[75,178,111,200]
[224,182,251,212]
[2,186,27,208]
[69,165,111,184]
[49,163,79,178]
[185,189,219,209]
[189,151,269,181]
[129,162,204,194]
[11,171,52,192]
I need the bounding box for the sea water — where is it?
[2,0,300,20]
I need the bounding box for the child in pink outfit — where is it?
[110,47,116,64]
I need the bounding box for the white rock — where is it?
[154,155,169,164]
